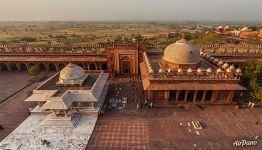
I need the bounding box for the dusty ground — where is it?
[87,78,262,150]
[0,72,54,141]
[0,22,173,44]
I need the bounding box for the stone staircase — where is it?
[40,112,82,128]
[70,112,82,127]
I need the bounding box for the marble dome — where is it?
[58,63,87,85]
[163,39,200,65]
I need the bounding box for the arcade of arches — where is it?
[147,90,235,104]
[0,62,108,72]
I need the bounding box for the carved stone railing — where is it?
[149,72,241,81]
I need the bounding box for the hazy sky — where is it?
[0,0,261,21]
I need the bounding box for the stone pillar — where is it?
[147,90,153,102]
[176,90,179,103]
[97,64,101,70]
[202,91,207,103]
[227,91,235,102]
[211,91,219,103]
[45,63,50,71]
[184,91,189,102]
[193,90,198,103]
[164,91,169,102]
[26,63,30,70]
[16,63,21,71]
[91,102,94,109]
[55,64,59,71]
[45,64,49,71]
[6,63,11,71]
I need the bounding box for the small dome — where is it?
[187,68,193,73]
[226,68,232,73]
[229,64,235,70]
[197,68,203,75]
[206,68,212,73]
[210,57,215,61]
[149,69,154,74]
[177,68,183,75]
[216,68,223,73]
[163,39,200,64]
[197,68,202,73]
[159,69,164,73]
[59,63,87,85]
[218,61,223,66]
[148,66,152,71]
[222,63,229,69]
[214,59,219,63]
[236,68,242,73]
[146,63,150,69]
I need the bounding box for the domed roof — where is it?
[224,26,230,30]
[163,39,200,64]
[241,27,249,31]
[60,63,86,81]
[218,26,223,29]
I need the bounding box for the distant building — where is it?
[240,31,258,39]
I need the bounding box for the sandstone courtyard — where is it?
[0,73,261,150]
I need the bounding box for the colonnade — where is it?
[147,90,235,104]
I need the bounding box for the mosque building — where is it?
[140,39,246,104]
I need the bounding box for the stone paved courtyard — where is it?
[0,72,34,102]
[0,75,261,149]
[0,72,54,141]
[86,78,262,150]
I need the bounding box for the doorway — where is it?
[121,60,131,74]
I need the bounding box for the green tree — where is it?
[20,36,37,42]
[246,34,260,44]
[241,60,262,102]
[184,32,193,41]
[202,32,222,43]
[28,65,40,76]
[192,32,223,44]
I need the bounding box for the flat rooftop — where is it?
[147,54,215,75]
[38,72,100,96]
